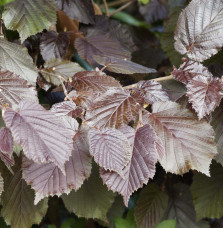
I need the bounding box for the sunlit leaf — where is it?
[191,162,223,220]
[75,33,131,66]
[40,31,70,62]
[23,126,92,204]
[71,70,121,93]
[62,164,115,222]
[134,80,169,104]
[186,75,223,119]
[93,55,156,74]
[86,88,139,128]
[2,0,57,42]
[3,100,73,173]
[143,102,217,175]
[50,101,77,117]
[172,60,212,84]
[0,38,38,84]
[88,128,132,176]
[135,183,168,228]
[0,0,15,6]
[57,0,95,24]
[1,156,48,228]
[101,125,158,206]
[0,68,38,109]
[174,0,223,61]
[41,59,84,86]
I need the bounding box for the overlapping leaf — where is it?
[50,101,77,117]
[1,156,48,228]
[88,128,132,176]
[3,100,73,173]
[191,162,223,220]
[71,70,121,93]
[143,102,217,175]
[186,75,223,119]
[135,183,169,228]
[2,0,57,42]
[23,126,92,204]
[0,152,14,172]
[174,0,223,61]
[75,33,131,66]
[57,0,95,24]
[0,68,38,109]
[163,183,207,228]
[40,31,70,61]
[0,172,3,197]
[0,38,38,84]
[41,59,84,86]
[133,80,169,105]
[172,60,212,84]
[86,88,139,128]
[101,125,158,206]
[93,55,156,74]
[211,101,223,166]
[0,127,13,155]
[62,164,115,222]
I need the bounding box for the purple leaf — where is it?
[50,101,77,117]
[71,70,121,93]
[23,126,92,204]
[174,0,223,61]
[0,127,13,154]
[88,128,132,176]
[86,88,140,128]
[93,55,156,74]
[135,80,169,104]
[172,60,212,84]
[143,101,217,175]
[40,31,70,61]
[3,100,73,173]
[101,125,158,206]
[0,68,38,109]
[57,0,95,24]
[75,33,131,66]
[186,75,223,119]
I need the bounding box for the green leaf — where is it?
[115,209,137,228]
[191,162,223,220]
[1,155,48,228]
[138,0,149,4]
[163,183,206,228]
[0,38,38,84]
[0,0,15,6]
[155,220,176,228]
[2,0,57,41]
[62,163,115,222]
[160,7,183,68]
[135,184,169,228]
[61,218,86,228]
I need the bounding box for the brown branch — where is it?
[109,0,136,17]
[102,0,109,16]
[124,75,174,90]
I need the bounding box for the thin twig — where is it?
[103,0,109,16]
[124,75,174,90]
[58,76,73,102]
[109,0,136,17]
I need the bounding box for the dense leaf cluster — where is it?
[0,0,223,227]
